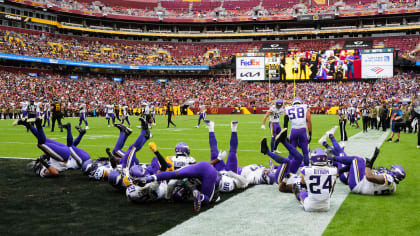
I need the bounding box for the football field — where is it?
[0,114,418,235]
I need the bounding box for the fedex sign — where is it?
[240,59,261,66]
[236,56,265,81]
[236,57,265,69]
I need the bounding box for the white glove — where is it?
[217,150,227,161]
[261,125,266,130]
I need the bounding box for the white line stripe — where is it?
[162,130,390,236]
[0,156,36,160]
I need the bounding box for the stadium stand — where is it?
[0,27,419,66]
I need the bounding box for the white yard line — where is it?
[162,130,390,236]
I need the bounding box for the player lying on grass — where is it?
[319,127,406,195]
[292,148,338,212]
[15,118,91,177]
[125,142,202,203]
[318,126,349,185]
[332,147,405,195]
[207,119,279,187]
[260,128,305,193]
[135,161,221,212]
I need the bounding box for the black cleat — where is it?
[75,125,86,135]
[386,138,392,142]
[260,138,269,155]
[394,139,399,143]
[62,123,71,130]
[113,123,124,131]
[275,128,288,144]
[366,147,380,168]
[106,148,117,169]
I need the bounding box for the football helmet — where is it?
[175,142,190,156]
[26,159,42,176]
[310,148,328,166]
[275,99,283,108]
[108,170,123,187]
[129,165,146,178]
[81,159,95,175]
[390,165,406,184]
[292,97,303,105]
[262,172,275,185]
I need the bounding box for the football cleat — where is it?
[75,125,86,135]
[193,190,203,212]
[260,138,268,155]
[148,142,158,152]
[327,126,338,138]
[318,132,328,146]
[386,138,392,142]
[204,120,214,131]
[366,147,380,169]
[62,123,71,130]
[106,148,117,169]
[231,120,238,131]
[275,128,288,144]
[13,119,25,126]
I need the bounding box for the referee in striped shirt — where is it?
[361,105,370,133]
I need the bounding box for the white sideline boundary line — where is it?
[0,156,36,160]
[162,130,390,236]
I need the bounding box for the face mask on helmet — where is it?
[175,142,190,156]
[311,148,328,166]
[390,165,406,184]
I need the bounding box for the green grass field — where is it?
[0,115,418,235]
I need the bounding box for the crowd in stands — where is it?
[0,70,417,118]
[9,0,420,20]
[1,30,419,67]
[0,30,231,66]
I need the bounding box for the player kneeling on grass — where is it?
[293,148,338,212]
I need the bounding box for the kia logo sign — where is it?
[270,44,280,48]
[354,41,363,45]
[240,72,261,77]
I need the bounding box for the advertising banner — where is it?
[236,57,265,80]
[361,52,393,78]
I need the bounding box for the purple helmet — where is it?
[175,142,190,156]
[108,170,123,187]
[292,97,303,105]
[276,99,283,106]
[129,165,146,178]
[262,172,275,185]
[81,159,95,174]
[390,165,406,184]
[310,148,328,166]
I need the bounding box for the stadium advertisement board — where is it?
[0,53,209,71]
[361,50,393,78]
[236,56,265,80]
